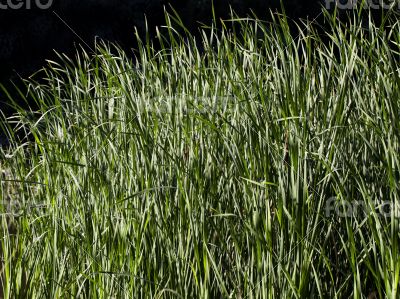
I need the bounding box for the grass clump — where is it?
[1,9,400,298]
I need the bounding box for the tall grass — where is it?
[1,8,399,298]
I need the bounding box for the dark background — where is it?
[0,0,392,144]
[0,0,327,144]
[0,1,324,83]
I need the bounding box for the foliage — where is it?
[1,8,400,298]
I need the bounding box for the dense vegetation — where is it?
[0,0,320,83]
[1,8,400,298]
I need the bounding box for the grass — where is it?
[0,7,400,298]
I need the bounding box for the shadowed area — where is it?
[0,1,323,82]
[0,0,326,128]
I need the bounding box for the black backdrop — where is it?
[0,1,323,83]
[0,0,392,143]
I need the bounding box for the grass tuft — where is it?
[1,8,400,298]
